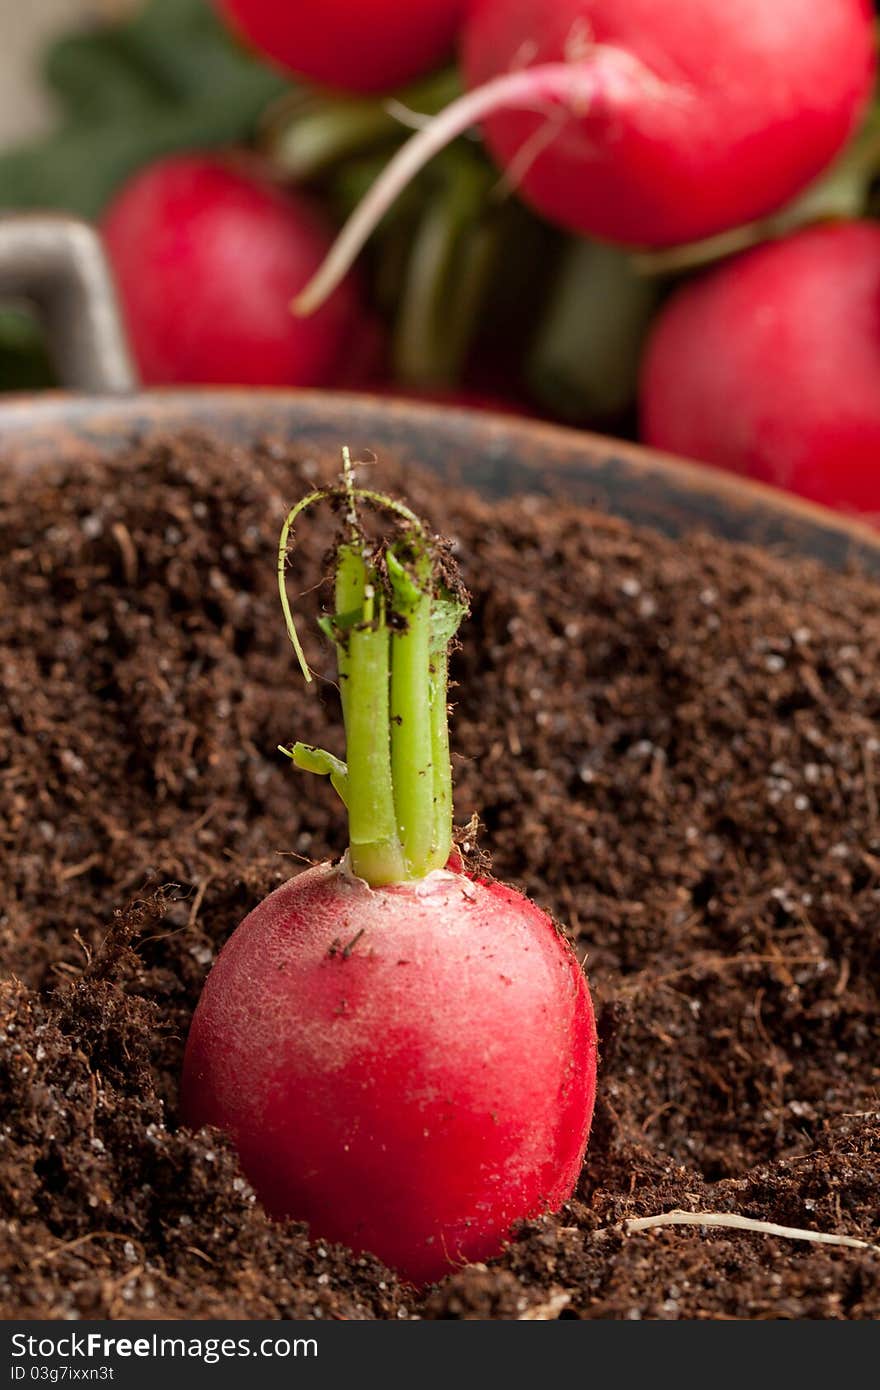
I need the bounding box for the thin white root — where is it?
[491,107,568,199]
[624,1209,880,1254]
[293,47,671,317]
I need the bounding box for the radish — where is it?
[181,459,597,1284]
[377,385,533,417]
[294,0,875,314]
[102,154,362,387]
[640,221,880,515]
[215,0,467,94]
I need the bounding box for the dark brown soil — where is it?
[1,433,879,1320]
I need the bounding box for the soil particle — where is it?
[1,433,878,1319]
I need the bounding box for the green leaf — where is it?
[429,594,467,655]
[526,239,659,426]
[0,0,288,220]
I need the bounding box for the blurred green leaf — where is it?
[0,309,55,392]
[0,0,287,219]
[392,149,499,386]
[527,239,659,426]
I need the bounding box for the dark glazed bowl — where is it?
[3,385,880,578]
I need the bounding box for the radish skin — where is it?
[103,155,362,386]
[216,0,467,94]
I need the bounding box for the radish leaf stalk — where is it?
[183,448,597,1285]
[277,454,467,886]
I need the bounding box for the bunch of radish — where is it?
[100,0,880,513]
[181,459,597,1283]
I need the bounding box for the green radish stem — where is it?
[277,450,467,886]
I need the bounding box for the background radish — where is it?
[102,154,363,386]
[640,221,880,515]
[464,0,876,246]
[215,0,467,94]
[181,463,597,1284]
[294,0,876,313]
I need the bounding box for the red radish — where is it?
[294,0,875,313]
[182,864,594,1284]
[464,0,875,246]
[181,459,597,1284]
[102,155,362,387]
[215,0,467,94]
[640,221,880,515]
